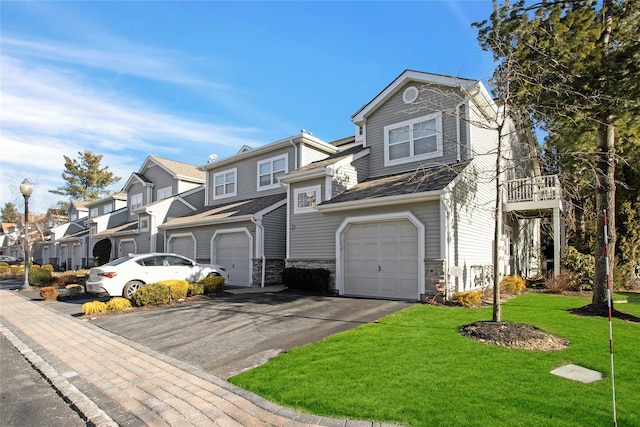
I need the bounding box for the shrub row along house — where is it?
[13,70,565,301]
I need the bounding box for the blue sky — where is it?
[1,1,497,215]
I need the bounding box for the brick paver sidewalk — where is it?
[1,289,387,427]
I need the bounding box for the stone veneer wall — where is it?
[251,258,285,286]
[285,259,336,289]
[424,258,446,297]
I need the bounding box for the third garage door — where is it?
[344,220,419,300]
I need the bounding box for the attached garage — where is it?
[168,234,196,259]
[338,213,425,301]
[213,230,252,286]
[119,239,136,257]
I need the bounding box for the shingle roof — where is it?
[293,144,367,173]
[151,156,206,181]
[321,160,471,205]
[92,221,138,238]
[160,193,286,229]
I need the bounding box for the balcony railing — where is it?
[505,175,562,204]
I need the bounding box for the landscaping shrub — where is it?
[65,284,83,297]
[131,283,170,306]
[28,267,52,287]
[188,282,205,296]
[545,273,580,293]
[198,276,226,294]
[156,279,189,300]
[39,286,59,301]
[281,267,330,293]
[0,266,9,274]
[0,262,8,268]
[52,273,87,287]
[561,246,594,290]
[42,264,54,272]
[500,275,526,294]
[452,290,483,307]
[82,301,107,315]
[31,264,40,270]
[106,297,132,310]
[10,266,20,274]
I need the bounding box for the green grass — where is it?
[229,292,639,426]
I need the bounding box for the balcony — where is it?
[505,175,563,215]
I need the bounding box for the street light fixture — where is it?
[20,179,33,289]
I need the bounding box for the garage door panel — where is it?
[215,233,250,286]
[170,237,194,258]
[343,219,419,300]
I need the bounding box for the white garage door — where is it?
[169,236,195,259]
[344,220,419,300]
[119,241,136,257]
[215,232,251,286]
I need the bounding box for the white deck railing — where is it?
[505,175,562,203]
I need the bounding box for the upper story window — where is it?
[294,185,321,214]
[90,208,99,218]
[139,216,149,232]
[70,213,77,221]
[157,186,172,200]
[213,168,237,199]
[384,113,443,166]
[130,193,143,212]
[257,155,287,190]
[104,204,113,214]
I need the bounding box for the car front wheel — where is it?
[123,281,144,299]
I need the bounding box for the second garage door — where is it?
[215,232,251,286]
[169,236,195,259]
[344,220,419,300]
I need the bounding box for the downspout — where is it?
[251,216,266,288]
[455,101,465,162]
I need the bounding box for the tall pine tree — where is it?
[49,150,121,201]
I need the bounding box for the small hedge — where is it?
[188,282,205,296]
[156,280,189,300]
[39,286,59,301]
[500,275,526,294]
[281,267,330,293]
[106,297,132,310]
[65,284,83,297]
[131,283,170,307]
[82,301,107,315]
[452,290,483,307]
[28,268,52,287]
[198,276,226,294]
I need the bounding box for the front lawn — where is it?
[229,292,639,426]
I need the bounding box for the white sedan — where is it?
[86,253,228,299]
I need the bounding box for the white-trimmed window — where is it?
[139,216,149,232]
[384,113,443,166]
[157,186,172,200]
[213,168,237,199]
[104,204,113,214]
[130,193,143,212]
[90,208,99,218]
[70,213,77,221]
[294,185,321,214]
[257,155,287,190]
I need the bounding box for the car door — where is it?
[138,255,172,284]
[163,255,201,283]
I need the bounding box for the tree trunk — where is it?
[493,137,503,322]
[593,120,616,309]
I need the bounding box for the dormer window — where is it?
[130,193,143,212]
[213,168,237,199]
[104,205,113,214]
[294,185,321,214]
[257,155,287,190]
[384,112,443,166]
[90,208,99,217]
[157,186,172,200]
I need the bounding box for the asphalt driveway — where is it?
[83,289,413,379]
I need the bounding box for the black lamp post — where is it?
[20,179,33,289]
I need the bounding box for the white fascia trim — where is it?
[159,214,254,230]
[334,211,425,298]
[279,167,331,183]
[317,190,443,213]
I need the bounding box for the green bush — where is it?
[42,264,54,272]
[65,284,83,297]
[39,286,59,301]
[561,246,595,290]
[0,265,9,274]
[106,297,132,310]
[500,275,526,294]
[281,267,330,293]
[28,267,52,287]
[82,301,107,315]
[188,282,205,296]
[0,262,8,267]
[131,283,170,307]
[198,275,226,294]
[156,279,189,300]
[452,291,483,307]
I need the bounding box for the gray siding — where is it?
[366,82,465,178]
[263,205,286,258]
[301,143,331,165]
[352,155,369,183]
[331,163,358,198]
[289,200,442,259]
[166,199,196,220]
[144,164,176,199]
[182,188,205,207]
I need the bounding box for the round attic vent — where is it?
[403,86,419,104]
